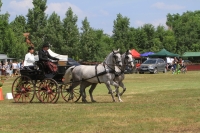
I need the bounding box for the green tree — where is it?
[9,15,27,59]
[166,11,200,54]
[112,13,130,53]
[80,17,99,61]
[0,0,2,11]
[128,27,137,50]
[134,27,148,53]
[26,0,48,50]
[141,24,156,51]
[62,7,80,59]
[46,12,64,54]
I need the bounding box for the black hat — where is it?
[42,43,50,48]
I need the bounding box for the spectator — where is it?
[0,62,2,75]
[12,61,18,76]
[3,62,12,77]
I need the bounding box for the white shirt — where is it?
[12,63,18,69]
[24,53,35,66]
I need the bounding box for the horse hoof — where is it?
[82,99,88,103]
[92,100,96,102]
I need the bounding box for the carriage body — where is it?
[11,60,81,103]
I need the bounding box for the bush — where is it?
[0,82,3,87]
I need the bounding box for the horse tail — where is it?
[63,66,76,85]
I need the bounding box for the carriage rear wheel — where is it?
[35,78,59,103]
[61,85,81,102]
[12,76,35,103]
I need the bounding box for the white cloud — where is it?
[152,2,185,10]
[8,0,33,16]
[134,18,167,28]
[46,2,87,20]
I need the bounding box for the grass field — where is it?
[0,71,200,133]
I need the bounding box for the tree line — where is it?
[0,0,200,61]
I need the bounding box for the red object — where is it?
[46,61,58,73]
[0,88,4,100]
[187,64,200,71]
[131,49,140,58]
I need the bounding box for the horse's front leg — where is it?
[111,80,123,102]
[118,81,126,96]
[106,79,122,102]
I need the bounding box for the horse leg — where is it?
[105,82,117,102]
[80,82,90,102]
[118,81,126,96]
[115,84,123,102]
[110,80,123,102]
[68,82,80,100]
[89,83,98,102]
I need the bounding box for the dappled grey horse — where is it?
[87,50,134,102]
[63,49,122,102]
[113,50,134,98]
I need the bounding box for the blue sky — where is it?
[1,0,200,34]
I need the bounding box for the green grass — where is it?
[0,71,200,133]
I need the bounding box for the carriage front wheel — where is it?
[61,85,81,102]
[12,76,35,103]
[35,78,59,103]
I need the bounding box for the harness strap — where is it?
[95,64,101,83]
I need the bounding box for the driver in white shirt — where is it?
[24,46,35,69]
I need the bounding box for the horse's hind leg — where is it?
[68,82,81,100]
[89,83,98,102]
[80,82,91,102]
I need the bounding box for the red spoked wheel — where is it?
[61,85,81,102]
[12,76,35,103]
[36,78,59,103]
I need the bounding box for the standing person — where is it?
[0,62,2,75]
[9,62,13,77]
[38,43,59,73]
[3,62,12,77]
[173,57,179,74]
[12,61,18,76]
[24,46,35,69]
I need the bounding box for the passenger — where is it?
[38,43,59,73]
[24,46,35,70]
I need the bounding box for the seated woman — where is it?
[24,46,35,70]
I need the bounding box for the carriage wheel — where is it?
[36,78,59,103]
[61,85,81,102]
[12,76,35,103]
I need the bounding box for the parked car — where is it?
[138,58,166,74]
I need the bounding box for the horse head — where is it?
[112,49,122,67]
[124,50,134,68]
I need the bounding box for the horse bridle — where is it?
[124,53,134,67]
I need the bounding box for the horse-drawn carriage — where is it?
[11,50,81,103]
[11,49,134,103]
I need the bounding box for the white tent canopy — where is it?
[34,49,68,61]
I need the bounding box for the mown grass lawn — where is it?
[0,71,200,133]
